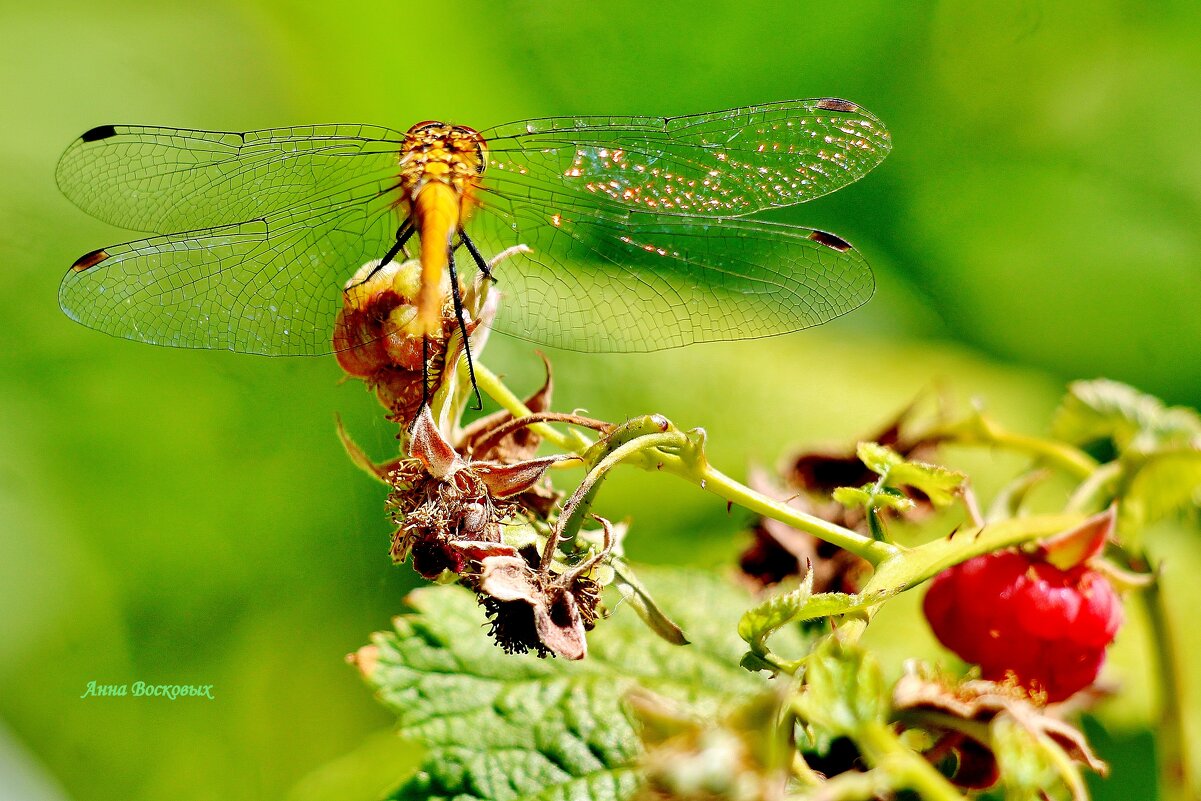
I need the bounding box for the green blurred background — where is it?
[2,1,1199,799]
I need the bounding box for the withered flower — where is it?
[739,468,869,594]
[740,403,944,592]
[475,520,612,660]
[389,406,570,578]
[893,663,1107,792]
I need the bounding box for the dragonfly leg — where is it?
[447,251,484,411]
[346,222,415,290]
[458,229,496,282]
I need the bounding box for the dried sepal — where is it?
[894,663,1107,793]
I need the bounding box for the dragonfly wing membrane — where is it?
[57,124,406,233]
[466,194,874,352]
[480,99,890,218]
[59,195,399,355]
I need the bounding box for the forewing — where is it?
[465,189,874,353]
[57,124,405,233]
[59,195,399,355]
[479,99,890,218]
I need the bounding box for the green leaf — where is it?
[1052,379,1201,453]
[857,441,903,476]
[360,568,772,801]
[833,485,915,512]
[794,640,887,738]
[738,572,862,670]
[886,461,965,507]
[854,442,965,507]
[1121,450,1201,532]
[738,568,815,657]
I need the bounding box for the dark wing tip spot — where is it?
[80,124,118,143]
[809,231,852,252]
[72,248,110,272]
[816,98,858,113]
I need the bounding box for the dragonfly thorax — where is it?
[398,122,487,204]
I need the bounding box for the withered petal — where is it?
[474,455,572,498]
[479,555,541,602]
[532,591,588,660]
[334,415,391,483]
[447,541,521,562]
[409,406,465,479]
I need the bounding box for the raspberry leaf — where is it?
[1052,379,1201,454]
[854,442,965,507]
[1121,450,1201,533]
[357,568,776,801]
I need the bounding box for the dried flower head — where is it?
[388,406,569,578]
[474,518,613,660]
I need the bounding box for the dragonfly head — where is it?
[400,121,488,202]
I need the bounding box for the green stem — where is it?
[855,721,965,801]
[1065,460,1122,513]
[683,463,897,566]
[474,363,593,453]
[940,415,1098,479]
[1144,563,1194,801]
[543,430,680,569]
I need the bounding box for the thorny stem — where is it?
[477,362,890,565]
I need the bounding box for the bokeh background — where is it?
[2,1,1199,799]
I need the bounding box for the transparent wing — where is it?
[57,124,406,233]
[479,99,890,218]
[465,185,874,353]
[59,193,400,355]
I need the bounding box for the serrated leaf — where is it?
[857,441,903,477]
[738,574,861,670]
[1052,379,1201,453]
[360,568,773,801]
[795,640,887,737]
[886,461,965,507]
[738,569,815,654]
[853,442,964,507]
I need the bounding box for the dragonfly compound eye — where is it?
[450,125,488,174]
[406,120,446,135]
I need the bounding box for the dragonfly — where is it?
[57,99,891,369]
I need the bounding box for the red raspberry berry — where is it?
[923,550,1122,702]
